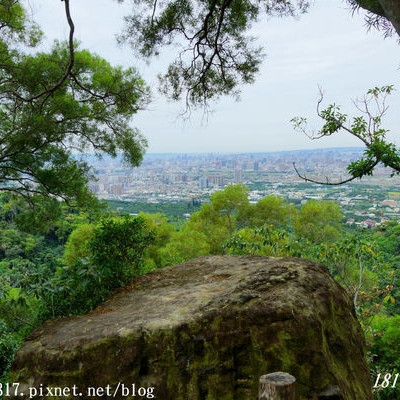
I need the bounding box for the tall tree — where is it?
[0,0,149,209]
[293,200,343,244]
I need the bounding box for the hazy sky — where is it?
[26,0,400,153]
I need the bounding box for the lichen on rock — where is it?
[10,256,373,399]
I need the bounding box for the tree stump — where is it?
[259,372,296,400]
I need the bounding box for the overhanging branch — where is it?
[292,162,361,185]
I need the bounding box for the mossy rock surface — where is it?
[11,256,372,399]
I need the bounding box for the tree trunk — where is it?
[356,0,400,37]
[378,0,400,36]
[259,372,296,400]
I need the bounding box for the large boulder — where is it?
[11,256,373,399]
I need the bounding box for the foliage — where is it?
[1,210,155,333]
[0,322,21,386]
[369,316,400,400]
[180,184,250,253]
[107,200,202,226]
[292,86,400,185]
[314,237,383,311]
[224,225,297,256]
[118,0,309,109]
[0,0,41,46]
[2,185,400,392]
[62,223,95,267]
[209,183,250,231]
[137,213,176,268]
[118,0,400,109]
[40,216,155,317]
[159,228,211,265]
[0,0,149,214]
[347,0,398,37]
[185,208,231,254]
[292,200,343,243]
[239,195,294,229]
[374,222,400,264]
[0,284,37,387]
[370,315,400,367]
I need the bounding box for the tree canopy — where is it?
[118,0,308,109]
[118,0,400,109]
[0,0,149,209]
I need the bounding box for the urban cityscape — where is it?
[85,147,400,228]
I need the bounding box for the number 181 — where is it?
[374,373,399,389]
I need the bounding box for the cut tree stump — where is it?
[259,372,296,400]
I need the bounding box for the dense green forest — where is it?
[1,185,400,399]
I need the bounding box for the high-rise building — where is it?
[199,177,209,189]
[207,175,224,186]
[110,184,123,195]
[234,169,243,183]
[88,183,100,193]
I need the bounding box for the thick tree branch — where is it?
[8,0,75,104]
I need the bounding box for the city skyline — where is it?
[87,147,392,198]
[86,147,400,230]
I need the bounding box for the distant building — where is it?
[207,175,224,186]
[98,175,109,184]
[234,169,243,183]
[360,219,377,228]
[382,200,398,208]
[88,183,100,193]
[110,184,123,195]
[199,177,209,189]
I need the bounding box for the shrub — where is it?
[42,216,155,317]
[370,316,400,400]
